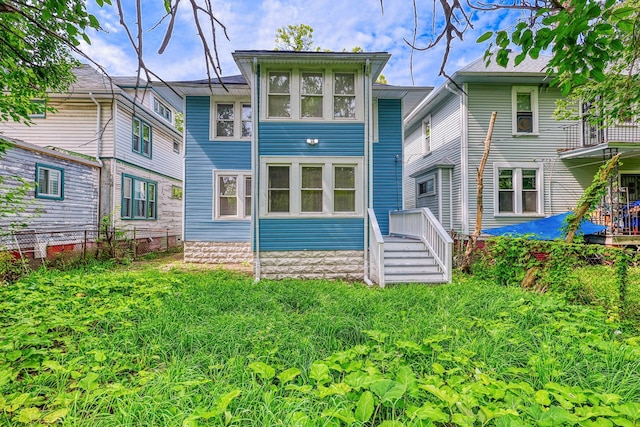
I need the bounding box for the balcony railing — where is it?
[565,122,640,150]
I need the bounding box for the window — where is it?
[173,140,180,154]
[422,116,431,153]
[214,171,251,219]
[417,175,436,197]
[334,73,356,119]
[495,163,543,215]
[132,117,151,157]
[171,185,183,200]
[261,157,363,217]
[29,100,47,118]
[301,73,323,118]
[153,97,172,123]
[211,101,252,139]
[262,69,361,120]
[35,164,63,199]
[268,72,291,118]
[122,175,157,219]
[512,86,538,134]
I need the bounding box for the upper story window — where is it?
[512,86,539,135]
[132,117,152,158]
[122,174,157,220]
[301,73,323,118]
[495,162,543,216]
[422,116,431,153]
[29,100,47,119]
[35,164,63,200]
[333,73,356,119]
[268,72,291,118]
[153,97,172,123]
[263,69,361,121]
[211,100,252,140]
[261,157,363,217]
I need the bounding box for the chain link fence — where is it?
[0,227,182,267]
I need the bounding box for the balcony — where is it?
[564,121,640,151]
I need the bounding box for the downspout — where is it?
[446,83,469,234]
[181,95,186,244]
[252,57,260,282]
[89,92,104,229]
[363,59,374,287]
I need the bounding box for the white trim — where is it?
[511,86,539,135]
[422,115,432,154]
[417,173,437,198]
[152,95,173,124]
[259,156,364,218]
[209,97,252,141]
[493,161,545,217]
[213,170,252,220]
[461,83,469,234]
[260,67,364,122]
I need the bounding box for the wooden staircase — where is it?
[383,236,447,284]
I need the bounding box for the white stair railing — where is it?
[389,208,454,283]
[367,208,385,287]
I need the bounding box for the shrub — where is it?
[0,251,24,284]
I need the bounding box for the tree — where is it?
[395,0,639,125]
[275,24,315,51]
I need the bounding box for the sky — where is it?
[81,0,523,88]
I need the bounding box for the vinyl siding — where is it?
[0,99,114,159]
[0,145,99,231]
[258,122,364,156]
[466,83,591,229]
[373,99,403,235]
[184,96,251,242]
[113,103,182,181]
[404,93,462,230]
[258,218,364,251]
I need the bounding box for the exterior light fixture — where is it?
[306,138,319,145]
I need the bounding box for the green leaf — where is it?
[355,391,375,423]
[93,350,106,363]
[247,362,275,381]
[535,390,551,406]
[216,389,241,413]
[611,417,636,427]
[321,408,356,424]
[42,360,62,371]
[371,379,406,403]
[452,413,475,427]
[42,408,69,423]
[581,418,613,427]
[432,363,445,375]
[78,372,100,391]
[420,384,459,406]
[277,367,301,384]
[16,407,41,423]
[408,402,449,422]
[6,350,22,362]
[309,363,331,385]
[615,402,640,419]
[317,382,351,398]
[378,421,405,427]
[477,31,493,43]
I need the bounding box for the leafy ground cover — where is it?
[0,260,639,426]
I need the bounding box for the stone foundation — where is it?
[184,241,253,264]
[259,250,364,281]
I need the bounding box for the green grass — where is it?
[0,263,639,425]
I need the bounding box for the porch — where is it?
[368,208,453,287]
[564,121,640,151]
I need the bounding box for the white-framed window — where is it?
[417,174,436,197]
[260,156,363,217]
[122,174,157,220]
[29,100,47,119]
[153,97,173,123]
[268,71,291,118]
[132,117,152,157]
[494,162,543,216]
[210,100,252,140]
[422,116,432,153]
[262,68,362,121]
[334,72,356,119]
[213,171,252,220]
[35,164,63,199]
[173,140,180,154]
[512,86,539,135]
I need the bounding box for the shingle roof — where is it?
[458,51,552,74]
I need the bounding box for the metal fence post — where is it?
[166,228,169,252]
[83,230,87,262]
[133,227,137,260]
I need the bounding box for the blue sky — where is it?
[82,0,521,87]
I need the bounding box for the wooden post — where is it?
[460,111,497,273]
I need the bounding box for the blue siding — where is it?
[184,96,252,242]
[259,122,364,156]
[373,99,403,235]
[258,218,364,251]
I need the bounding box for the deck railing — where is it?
[389,208,454,283]
[565,122,640,150]
[367,208,385,287]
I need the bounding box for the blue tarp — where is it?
[482,212,606,240]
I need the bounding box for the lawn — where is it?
[0,260,639,426]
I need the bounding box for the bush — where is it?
[0,251,24,284]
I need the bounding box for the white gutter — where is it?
[364,59,372,284]
[461,84,469,234]
[181,95,187,245]
[252,57,261,282]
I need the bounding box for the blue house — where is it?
[172,50,452,285]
